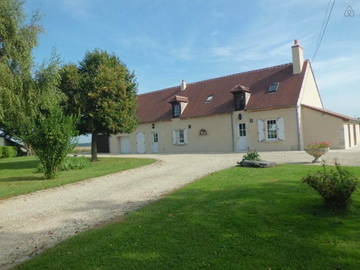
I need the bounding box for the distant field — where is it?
[72,146,91,154]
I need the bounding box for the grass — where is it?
[0,156,155,199]
[15,164,360,270]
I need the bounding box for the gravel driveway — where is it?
[1,149,359,269]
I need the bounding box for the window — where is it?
[173,129,187,145]
[233,92,245,111]
[153,133,158,143]
[173,103,181,117]
[239,123,246,137]
[266,120,278,139]
[205,95,214,103]
[179,129,185,144]
[268,82,279,92]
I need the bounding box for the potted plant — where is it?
[305,142,330,163]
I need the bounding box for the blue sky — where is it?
[24,0,360,142]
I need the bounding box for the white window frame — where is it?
[173,129,187,145]
[266,119,278,141]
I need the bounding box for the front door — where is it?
[136,132,146,153]
[236,123,248,152]
[151,132,159,153]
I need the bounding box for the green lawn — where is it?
[16,165,360,270]
[0,156,155,199]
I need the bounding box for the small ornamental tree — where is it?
[25,106,78,179]
[59,49,138,161]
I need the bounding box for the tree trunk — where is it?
[91,132,98,161]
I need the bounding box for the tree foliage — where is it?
[25,106,78,179]
[0,0,43,141]
[60,49,138,161]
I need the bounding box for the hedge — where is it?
[0,146,18,158]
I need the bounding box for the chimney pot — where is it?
[180,80,187,91]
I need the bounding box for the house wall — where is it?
[110,113,234,154]
[110,107,301,154]
[238,107,300,151]
[300,65,323,108]
[302,106,346,149]
[0,137,4,146]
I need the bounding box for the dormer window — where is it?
[168,95,189,118]
[233,92,245,111]
[173,103,181,117]
[230,84,250,111]
[268,82,279,92]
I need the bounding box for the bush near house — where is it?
[306,141,331,149]
[303,163,358,209]
[242,150,261,161]
[0,146,17,158]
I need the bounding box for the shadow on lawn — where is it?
[15,172,360,270]
[0,159,39,170]
[0,175,44,183]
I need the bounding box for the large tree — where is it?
[60,50,138,161]
[0,0,41,137]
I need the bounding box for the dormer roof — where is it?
[168,95,189,103]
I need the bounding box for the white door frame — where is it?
[151,132,159,153]
[236,122,248,152]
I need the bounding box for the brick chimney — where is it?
[291,40,304,74]
[180,80,187,91]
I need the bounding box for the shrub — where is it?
[38,156,91,172]
[0,146,17,158]
[243,150,261,161]
[25,107,79,179]
[306,141,331,150]
[302,163,358,209]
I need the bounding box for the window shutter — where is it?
[277,117,285,141]
[258,119,265,142]
[184,129,188,144]
[172,130,177,145]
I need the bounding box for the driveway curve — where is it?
[1,150,359,269]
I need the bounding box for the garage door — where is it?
[120,136,131,154]
[136,132,146,154]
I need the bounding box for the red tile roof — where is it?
[137,61,308,123]
[302,104,357,121]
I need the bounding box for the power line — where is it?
[312,0,336,62]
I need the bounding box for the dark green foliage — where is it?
[38,156,91,172]
[24,107,78,179]
[0,0,42,130]
[0,146,17,158]
[242,150,261,161]
[59,50,138,161]
[303,164,358,209]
